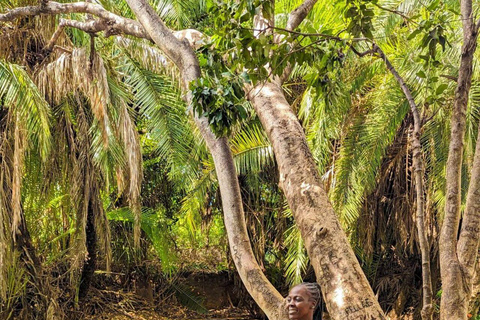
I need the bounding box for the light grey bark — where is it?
[458,123,480,281]
[248,82,386,320]
[0,1,151,40]
[439,0,479,318]
[374,45,433,320]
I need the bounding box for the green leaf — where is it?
[416,71,427,78]
[436,84,448,95]
[407,29,422,40]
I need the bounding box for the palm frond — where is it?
[107,207,178,273]
[284,221,309,287]
[0,61,51,159]
[230,123,274,175]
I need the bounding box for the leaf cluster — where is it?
[190,73,247,137]
[407,1,453,65]
[344,0,376,39]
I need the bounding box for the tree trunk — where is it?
[374,45,433,320]
[123,1,288,318]
[439,0,479,318]
[78,196,97,299]
[248,82,386,320]
[458,122,480,301]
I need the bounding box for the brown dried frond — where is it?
[0,23,46,68]
[69,100,91,284]
[36,48,111,146]
[11,115,26,242]
[115,36,180,82]
[119,104,142,248]
[92,182,112,273]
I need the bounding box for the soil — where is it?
[78,271,259,320]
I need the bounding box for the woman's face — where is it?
[286,285,315,320]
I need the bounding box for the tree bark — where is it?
[439,0,479,318]
[458,122,480,292]
[248,82,386,320]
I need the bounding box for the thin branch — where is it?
[44,22,65,52]
[373,3,414,23]
[440,74,458,82]
[43,18,122,58]
[349,45,377,57]
[267,25,370,42]
[373,42,434,320]
[53,45,72,54]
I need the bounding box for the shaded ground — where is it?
[77,271,259,320]
[86,308,253,320]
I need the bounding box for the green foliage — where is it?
[169,281,208,314]
[344,0,376,39]
[284,222,308,287]
[190,73,248,137]
[207,0,346,86]
[406,1,453,65]
[107,207,178,273]
[0,61,51,159]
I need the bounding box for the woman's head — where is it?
[286,282,321,320]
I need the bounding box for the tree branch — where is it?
[349,45,377,57]
[457,119,480,280]
[440,74,458,82]
[268,25,369,42]
[0,1,151,40]
[275,0,318,83]
[286,0,318,31]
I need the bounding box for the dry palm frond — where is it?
[11,115,25,242]
[36,48,111,145]
[69,100,91,284]
[115,36,180,82]
[118,103,142,247]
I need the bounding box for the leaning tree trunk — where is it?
[374,45,433,320]
[248,82,386,320]
[439,0,479,318]
[123,1,288,318]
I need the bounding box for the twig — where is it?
[264,25,370,42]
[349,44,377,57]
[440,74,458,82]
[373,3,414,23]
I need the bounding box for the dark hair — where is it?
[294,282,323,320]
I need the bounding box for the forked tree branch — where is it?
[0,2,150,40]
